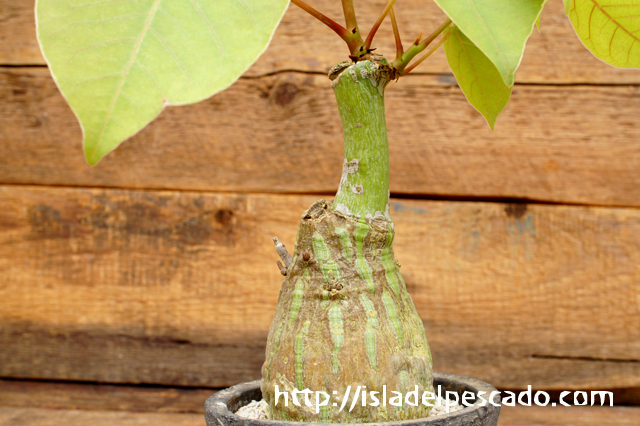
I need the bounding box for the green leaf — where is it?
[444,25,512,130]
[434,0,547,87]
[36,0,289,165]
[565,0,640,68]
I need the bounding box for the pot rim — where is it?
[205,372,501,426]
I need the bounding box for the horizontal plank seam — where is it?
[2,66,640,87]
[0,64,49,68]
[1,182,639,210]
[0,377,221,391]
[531,354,640,364]
[390,192,640,209]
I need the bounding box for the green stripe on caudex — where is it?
[360,294,379,370]
[382,291,404,345]
[328,302,344,375]
[294,320,311,390]
[335,227,354,261]
[288,274,306,326]
[364,323,377,371]
[354,220,375,293]
[381,225,400,294]
[313,232,341,283]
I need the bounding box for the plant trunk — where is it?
[261,59,434,423]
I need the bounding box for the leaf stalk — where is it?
[400,34,449,76]
[388,2,403,61]
[392,18,452,73]
[291,0,350,41]
[363,0,397,51]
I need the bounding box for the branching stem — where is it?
[340,0,366,57]
[388,2,403,61]
[363,0,397,51]
[341,0,359,33]
[291,0,350,41]
[392,18,452,73]
[400,34,449,76]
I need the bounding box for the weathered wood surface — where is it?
[0,407,203,426]
[2,68,640,207]
[1,0,639,84]
[1,405,639,426]
[1,186,638,390]
[498,405,640,426]
[0,379,215,414]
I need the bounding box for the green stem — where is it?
[340,0,365,57]
[401,34,448,76]
[393,18,452,72]
[329,60,393,220]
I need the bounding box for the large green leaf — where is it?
[564,0,640,68]
[444,25,512,130]
[434,0,547,87]
[36,0,289,165]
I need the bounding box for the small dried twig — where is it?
[277,261,288,276]
[273,237,293,268]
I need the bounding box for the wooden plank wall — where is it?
[1,0,639,408]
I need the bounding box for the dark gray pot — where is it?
[205,372,501,426]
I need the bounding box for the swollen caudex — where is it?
[262,200,434,422]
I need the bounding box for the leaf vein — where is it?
[89,0,162,163]
[463,0,509,78]
[65,37,137,66]
[49,13,151,37]
[590,0,640,46]
[189,0,223,53]
[149,26,193,83]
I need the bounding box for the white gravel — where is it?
[236,399,268,420]
[235,396,463,419]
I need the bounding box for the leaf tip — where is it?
[84,145,102,167]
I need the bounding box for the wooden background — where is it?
[1,0,639,424]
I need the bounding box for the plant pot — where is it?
[205,372,501,426]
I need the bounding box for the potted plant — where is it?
[34,0,639,424]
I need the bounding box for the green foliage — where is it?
[434,0,547,88]
[564,0,640,68]
[35,0,640,159]
[444,25,512,129]
[36,0,289,165]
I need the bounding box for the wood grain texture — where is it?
[498,405,640,426]
[0,407,204,426]
[1,186,638,389]
[0,379,215,414]
[2,68,640,206]
[2,0,639,84]
[1,400,639,426]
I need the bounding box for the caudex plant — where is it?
[36,0,639,423]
